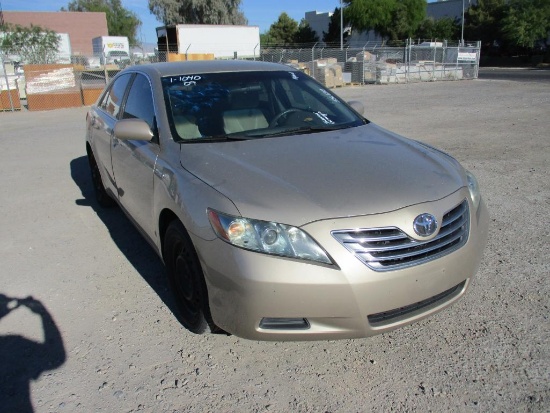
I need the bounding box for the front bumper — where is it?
[194,188,489,341]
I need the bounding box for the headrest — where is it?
[229,85,262,110]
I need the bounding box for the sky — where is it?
[1,0,342,44]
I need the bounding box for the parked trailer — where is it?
[156,25,260,60]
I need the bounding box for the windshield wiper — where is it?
[252,125,350,138]
[179,134,250,143]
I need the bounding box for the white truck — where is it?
[92,36,131,66]
[156,25,260,60]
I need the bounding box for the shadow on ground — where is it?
[69,155,179,322]
[0,294,66,412]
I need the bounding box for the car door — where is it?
[90,73,133,197]
[111,73,160,239]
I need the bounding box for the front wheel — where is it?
[88,151,116,207]
[163,221,215,334]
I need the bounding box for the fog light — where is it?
[259,318,310,330]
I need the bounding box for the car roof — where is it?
[126,60,295,78]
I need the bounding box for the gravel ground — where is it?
[0,78,548,412]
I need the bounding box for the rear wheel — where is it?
[88,151,116,207]
[163,221,215,334]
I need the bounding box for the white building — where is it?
[304,11,333,41]
[428,0,475,22]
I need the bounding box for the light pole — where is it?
[461,0,465,46]
[340,0,343,50]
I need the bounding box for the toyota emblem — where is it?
[413,213,438,237]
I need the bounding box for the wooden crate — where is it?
[27,90,82,111]
[168,53,215,62]
[81,87,103,106]
[0,89,21,111]
[24,63,83,110]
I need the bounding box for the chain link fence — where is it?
[1,40,480,112]
[260,40,480,85]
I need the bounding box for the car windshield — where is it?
[162,70,366,142]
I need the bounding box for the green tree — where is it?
[344,0,426,40]
[323,7,350,44]
[387,0,426,40]
[415,17,460,40]
[464,0,507,50]
[0,24,61,64]
[344,0,395,38]
[265,13,299,45]
[294,19,319,45]
[501,0,550,49]
[148,0,247,26]
[62,0,142,46]
[260,32,274,46]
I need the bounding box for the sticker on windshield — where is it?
[314,111,335,125]
[319,88,340,103]
[290,72,299,80]
[168,75,202,86]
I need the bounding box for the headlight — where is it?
[466,170,481,210]
[207,209,332,264]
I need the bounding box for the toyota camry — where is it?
[85,60,489,341]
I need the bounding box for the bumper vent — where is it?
[368,281,466,326]
[332,200,469,271]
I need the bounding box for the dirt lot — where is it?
[0,78,548,412]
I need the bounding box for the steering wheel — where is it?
[269,108,302,128]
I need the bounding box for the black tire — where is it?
[88,151,116,208]
[163,221,215,334]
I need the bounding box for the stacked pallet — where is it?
[345,51,377,84]
[306,58,344,88]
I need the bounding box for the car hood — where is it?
[180,123,466,226]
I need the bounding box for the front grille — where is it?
[332,200,469,271]
[367,280,466,326]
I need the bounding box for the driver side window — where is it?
[122,74,156,133]
[100,74,132,118]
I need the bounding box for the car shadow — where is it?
[69,155,179,321]
[0,294,66,412]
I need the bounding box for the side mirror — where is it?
[347,100,365,116]
[114,118,154,141]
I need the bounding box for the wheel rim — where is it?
[172,242,201,324]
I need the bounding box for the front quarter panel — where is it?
[151,146,240,253]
